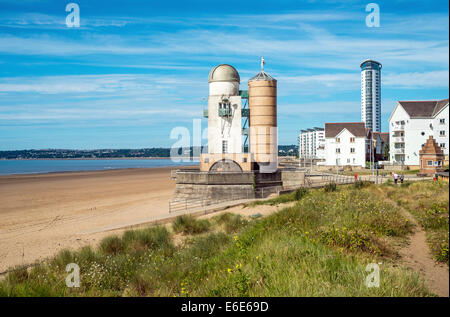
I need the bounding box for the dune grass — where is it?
[172,215,211,235]
[1,182,443,297]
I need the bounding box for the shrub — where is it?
[436,241,449,263]
[185,232,231,259]
[319,227,387,256]
[173,215,210,235]
[130,273,154,296]
[294,188,308,200]
[123,226,172,252]
[354,180,371,189]
[100,236,124,255]
[213,212,233,225]
[7,266,29,284]
[224,215,248,234]
[324,182,337,192]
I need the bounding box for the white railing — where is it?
[393,148,405,154]
[392,124,405,131]
[393,136,405,143]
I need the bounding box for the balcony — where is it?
[392,124,405,131]
[218,108,232,117]
[393,148,405,154]
[393,136,405,143]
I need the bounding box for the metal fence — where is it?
[169,188,255,213]
[169,172,432,214]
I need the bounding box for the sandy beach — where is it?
[0,167,187,273]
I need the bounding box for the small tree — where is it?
[383,142,390,160]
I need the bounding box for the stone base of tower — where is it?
[172,169,283,202]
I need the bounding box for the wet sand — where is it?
[0,167,186,272]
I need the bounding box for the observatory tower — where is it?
[200,64,251,172]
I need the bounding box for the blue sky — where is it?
[0,0,448,150]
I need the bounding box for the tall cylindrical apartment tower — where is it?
[248,65,277,173]
[360,59,382,132]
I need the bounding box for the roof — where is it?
[249,71,276,82]
[419,136,444,155]
[373,132,389,143]
[398,98,449,118]
[208,64,240,83]
[360,59,382,69]
[325,122,366,138]
[380,132,389,143]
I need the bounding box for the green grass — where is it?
[1,183,443,297]
[172,215,211,235]
[210,213,250,234]
[384,180,449,264]
[246,188,309,207]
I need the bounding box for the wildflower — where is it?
[255,256,259,260]
[227,268,232,273]
[233,236,238,241]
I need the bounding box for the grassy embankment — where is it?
[1,181,447,296]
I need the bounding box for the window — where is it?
[440,118,445,124]
[336,148,340,153]
[222,140,228,154]
[347,158,350,163]
[336,138,340,143]
[427,160,433,166]
[421,132,425,136]
[440,130,446,136]
[440,143,446,149]
[350,148,355,153]
[350,137,355,143]
[353,158,356,163]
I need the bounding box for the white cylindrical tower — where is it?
[206,64,242,156]
[361,59,382,132]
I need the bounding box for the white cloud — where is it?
[383,70,449,88]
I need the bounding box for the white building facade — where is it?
[206,64,243,155]
[324,122,367,168]
[361,60,382,132]
[389,99,449,166]
[298,127,325,160]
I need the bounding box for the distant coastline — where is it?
[0,158,198,176]
[0,157,200,161]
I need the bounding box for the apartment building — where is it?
[361,60,382,132]
[389,98,449,166]
[298,127,325,160]
[323,122,367,168]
